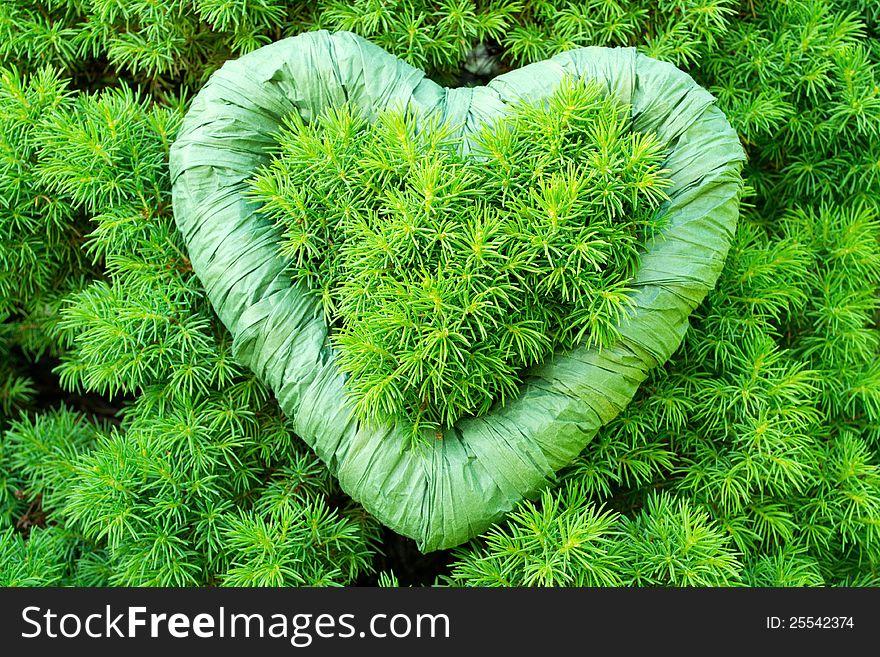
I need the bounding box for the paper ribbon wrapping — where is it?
[170,30,745,551]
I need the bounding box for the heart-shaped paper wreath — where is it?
[169,30,745,552]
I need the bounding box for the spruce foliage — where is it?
[0,0,878,587]
[248,78,669,437]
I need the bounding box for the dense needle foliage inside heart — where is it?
[248,78,671,437]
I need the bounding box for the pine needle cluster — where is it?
[249,78,669,437]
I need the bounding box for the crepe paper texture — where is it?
[169,30,745,552]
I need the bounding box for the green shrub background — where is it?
[1,0,879,586]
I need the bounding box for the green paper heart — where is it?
[169,30,745,552]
